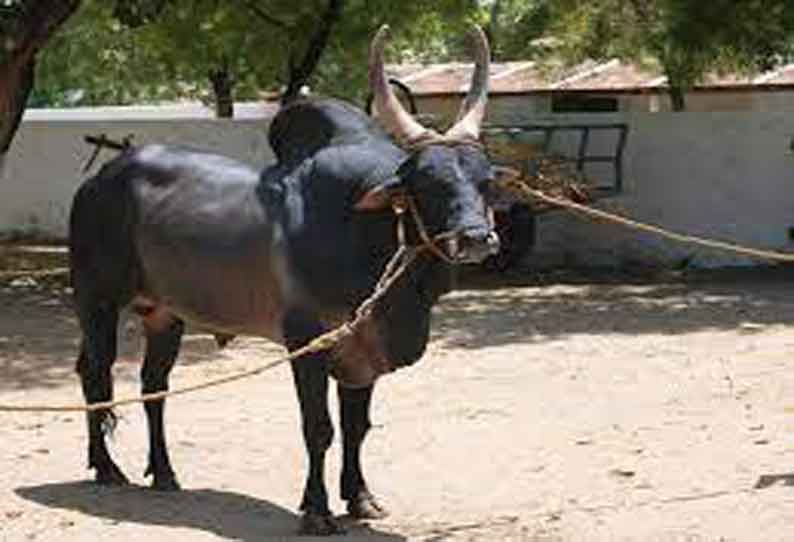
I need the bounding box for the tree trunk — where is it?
[668,85,686,111]
[0,55,36,154]
[281,0,344,105]
[0,0,81,168]
[661,58,689,112]
[628,2,690,112]
[209,59,235,118]
[485,0,501,61]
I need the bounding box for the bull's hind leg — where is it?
[76,304,128,485]
[141,314,184,491]
[339,384,388,519]
[285,310,344,536]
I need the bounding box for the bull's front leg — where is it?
[339,384,388,519]
[285,311,344,536]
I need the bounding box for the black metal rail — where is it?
[483,122,629,195]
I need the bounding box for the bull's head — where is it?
[356,24,500,265]
[333,26,501,388]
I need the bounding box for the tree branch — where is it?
[484,0,501,61]
[0,0,81,152]
[281,0,344,105]
[19,0,82,56]
[240,0,291,31]
[627,0,654,23]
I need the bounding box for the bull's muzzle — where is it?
[447,229,500,264]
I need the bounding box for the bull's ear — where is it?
[354,178,403,211]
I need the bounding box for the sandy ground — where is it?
[2,267,794,541]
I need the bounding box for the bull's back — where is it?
[76,145,289,341]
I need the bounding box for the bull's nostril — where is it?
[446,237,460,259]
[461,227,490,243]
[450,228,501,263]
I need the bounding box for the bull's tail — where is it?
[69,153,140,307]
[70,158,138,485]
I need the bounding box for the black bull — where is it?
[68,26,501,535]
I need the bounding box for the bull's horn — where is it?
[369,25,433,145]
[445,25,490,141]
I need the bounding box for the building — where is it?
[386,60,794,126]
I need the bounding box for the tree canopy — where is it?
[482,0,552,61]
[34,0,794,112]
[4,0,794,163]
[33,0,482,110]
[541,0,794,110]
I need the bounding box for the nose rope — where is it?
[391,194,458,264]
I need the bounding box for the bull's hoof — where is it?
[94,464,130,486]
[347,492,389,520]
[151,475,181,492]
[144,464,181,491]
[299,512,346,536]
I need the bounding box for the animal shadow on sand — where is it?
[435,266,794,351]
[16,482,405,541]
[755,473,794,489]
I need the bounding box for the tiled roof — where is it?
[386,60,794,95]
[491,62,553,93]
[553,60,658,90]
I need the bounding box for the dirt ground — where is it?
[2,259,794,541]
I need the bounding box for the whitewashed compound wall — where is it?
[2,105,794,269]
[529,112,794,268]
[0,104,275,238]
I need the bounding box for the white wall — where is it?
[624,91,794,113]
[529,112,794,268]
[415,94,552,129]
[0,107,274,238]
[2,107,794,269]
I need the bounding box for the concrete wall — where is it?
[632,91,794,113]
[0,108,274,238]
[413,93,794,268]
[415,90,794,117]
[416,95,553,128]
[527,112,794,269]
[3,106,794,269]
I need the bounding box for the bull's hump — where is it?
[270,99,389,164]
